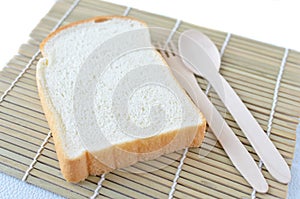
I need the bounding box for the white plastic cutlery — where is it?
[160,44,268,192]
[178,30,291,184]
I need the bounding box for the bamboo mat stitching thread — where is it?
[168,31,231,198]
[251,48,289,199]
[0,50,40,104]
[91,174,106,199]
[165,19,182,47]
[266,48,289,138]
[20,0,81,182]
[90,6,132,198]
[22,131,52,181]
[168,148,188,199]
[161,19,190,199]
[220,33,231,58]
[123,7,131,17]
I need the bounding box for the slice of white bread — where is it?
[36,16,206,182]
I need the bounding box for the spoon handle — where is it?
[210,72,291,183]
[169,60,268,193]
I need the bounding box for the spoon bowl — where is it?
[179,29,221,76]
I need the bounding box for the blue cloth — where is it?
[288,123,300,199]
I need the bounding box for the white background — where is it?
[0,0,300,69]
[0,0,299,198]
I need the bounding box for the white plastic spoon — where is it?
[178,30,291,184]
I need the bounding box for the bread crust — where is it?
[37,16,206,182]
[40,16,146,56]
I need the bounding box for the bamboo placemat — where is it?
[0,0,299,198]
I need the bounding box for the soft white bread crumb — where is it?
[36,16,206,182]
